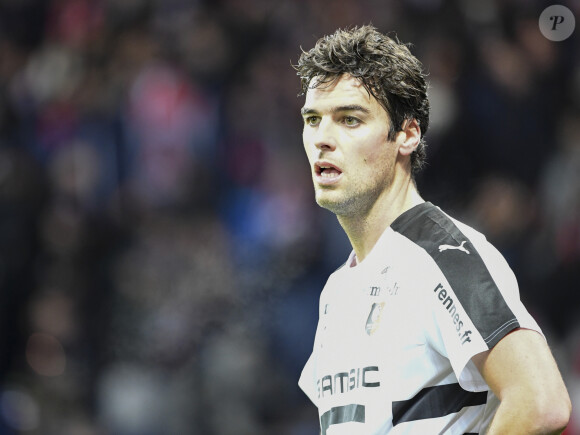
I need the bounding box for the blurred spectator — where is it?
[122,61,219,207]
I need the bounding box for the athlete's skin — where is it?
[301,73,571,434]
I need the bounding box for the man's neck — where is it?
[338,175,424,265]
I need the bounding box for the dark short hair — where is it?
[295,25,429,174]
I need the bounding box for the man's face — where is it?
[301,74,399,217]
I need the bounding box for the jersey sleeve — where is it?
[426,230,543,391]
[390,203,543,392]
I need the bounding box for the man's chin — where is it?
[315,191,337,207]
[315,194,352,215]
[316,195,336,210]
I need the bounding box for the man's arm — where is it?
[472,328,571,434]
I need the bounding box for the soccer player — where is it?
[295,25,571,434]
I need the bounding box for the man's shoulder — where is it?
[390,201,488,256]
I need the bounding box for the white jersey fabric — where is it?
[299,202,542,434]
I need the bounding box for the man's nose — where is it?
[313,118,337,151]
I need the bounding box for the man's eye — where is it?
[344,116,360,126]
[305,116,320,126]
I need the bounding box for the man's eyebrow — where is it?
[300,107,317,116]
[333,104,371,114]
[300,105,371,116]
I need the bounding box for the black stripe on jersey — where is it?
[392,383,487,426]
[320,404,365,435]
[390,202,519,348]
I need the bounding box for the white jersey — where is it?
[299,202,542,434]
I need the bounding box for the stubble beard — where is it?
[314,177,391,218]
[312,149,398,219]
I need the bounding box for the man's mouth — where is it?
[315,162,342,184]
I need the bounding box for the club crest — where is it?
[365,302,385,335]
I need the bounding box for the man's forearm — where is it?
[473,330,571,435]
[485,396,569,435]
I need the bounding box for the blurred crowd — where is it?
[0,0,579,434]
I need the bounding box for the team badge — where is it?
[365,302,385,335]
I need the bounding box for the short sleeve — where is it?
[426,231,542,391]
[389,203,542,392]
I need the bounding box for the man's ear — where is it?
[397,119,421,156]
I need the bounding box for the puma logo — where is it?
[438,241,470,254]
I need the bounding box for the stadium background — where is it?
[0,0,579,433]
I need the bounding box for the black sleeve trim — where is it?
[391,202,520,348]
